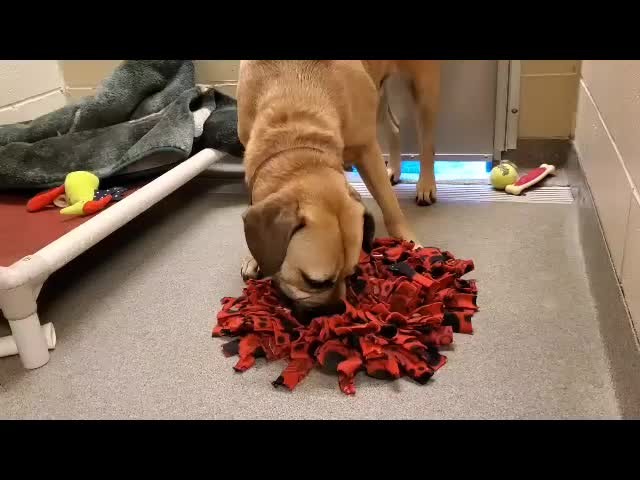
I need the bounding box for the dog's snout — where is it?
[292,300,347,325]
[272,275,344,315]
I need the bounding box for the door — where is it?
[379,60,510,161]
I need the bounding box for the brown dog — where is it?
[237,60,440,309]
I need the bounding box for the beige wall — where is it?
[0,61,66,125]
[60,60,239,100]
[574,60,640,333]
[519,60,580,139]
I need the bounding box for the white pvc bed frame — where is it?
[0,148,226,370]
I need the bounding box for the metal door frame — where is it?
[493,60,521,161]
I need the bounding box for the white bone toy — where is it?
[505,163,556,196]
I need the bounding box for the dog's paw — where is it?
[387,166,401,186]
[416,178,437,206]
[241,256,261,282]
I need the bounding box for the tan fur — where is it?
[237,60,440,309]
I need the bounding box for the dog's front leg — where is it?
[412,67,441,206]
[349,143,418,243]
[379,82,402,185]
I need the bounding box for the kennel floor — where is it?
[0,177,628,419]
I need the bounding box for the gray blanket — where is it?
[0,60,243,190]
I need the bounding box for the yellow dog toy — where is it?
[27,171,119,216]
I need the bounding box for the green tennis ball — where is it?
[490,163,519,190]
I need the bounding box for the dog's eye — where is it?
[301,271,335,290]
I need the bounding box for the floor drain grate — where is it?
[350,182,574,205]
[208,180,574,205]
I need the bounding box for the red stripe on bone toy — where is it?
[505,163,556,196]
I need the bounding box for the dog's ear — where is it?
[242,191,301,278]
[339,197,365,277]
[346,182,376,253]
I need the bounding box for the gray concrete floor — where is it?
[0,178,623,419]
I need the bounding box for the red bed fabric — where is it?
[0,193,92,267]
[0,185,141,267]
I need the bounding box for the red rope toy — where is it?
[213,238,478,395]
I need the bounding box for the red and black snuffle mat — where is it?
[212,237,479,395]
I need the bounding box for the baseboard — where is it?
[567,143,640,418]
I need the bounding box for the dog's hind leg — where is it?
[379,81,402,185]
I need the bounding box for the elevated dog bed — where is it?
[0,60,244,369]
[0,148,229,369]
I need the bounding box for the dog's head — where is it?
[243,169,375,311]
